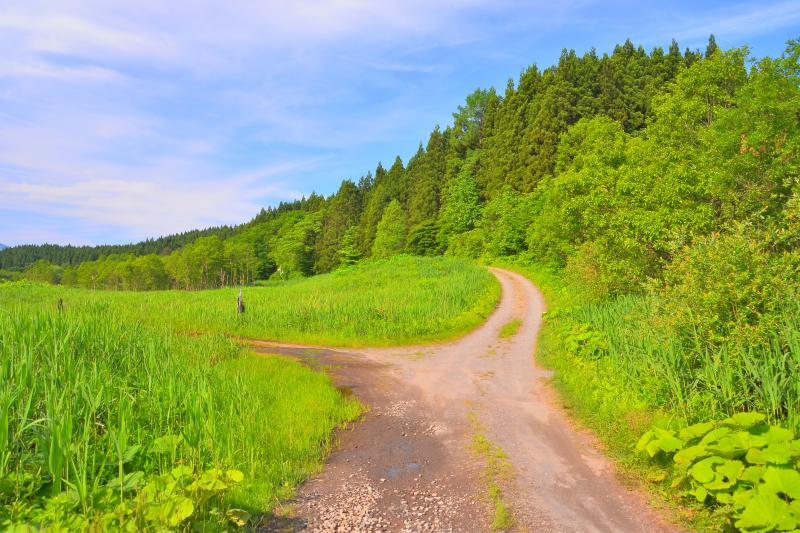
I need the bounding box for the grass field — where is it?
[5,256,500,347]
[0,256,498,530]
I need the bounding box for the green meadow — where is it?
[0,256,498,530]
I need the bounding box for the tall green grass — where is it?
[3,256,500,347]
[497,258,800,530]
[0,306,361,529]
[0,256,498,529]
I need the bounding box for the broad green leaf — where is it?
[762,426,795,446]
[733,487,756,511]
[693,485,708,503]
[171,465,194,480]
[680,421,715,442]
[674,444,710,467]
[700,427,731,446]
[226,469,244,483]
[723,412,767,429]
[714,491,734,504]
[740,465,766,484]
[704,459,743,491]
[689,456,726,484]
[735,491,796,531]
[167,495,194,527]
[120,444,141,464]
[227,508,251,527]
[762,468,800,500]
[708,431,765,458]
[643,429,684,457]
[747,442,798,465]
[149,434,184,454]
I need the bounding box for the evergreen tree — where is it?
[372,200,407,258]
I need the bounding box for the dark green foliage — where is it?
[405,220,441,256]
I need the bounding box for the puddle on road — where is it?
[386,462,421,480]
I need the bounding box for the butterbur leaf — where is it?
[164,495,194,527]
[740,466,766,484]
[674,444,710,467]
[708,432,765,459]
[171,465,194,480]
[735,491,797,531]
[693,485,708,503]
[643,429,684,457]
[700,427,731,446]
[762,468,800,500]
[722,412,766,429]
[689,456,726,484]
[762,426,795,446]
[747,442,797,465]
[680,422,715,442]
[733,487,756,511]
[226,469,244,483]
[636,430,655,452]
[714,491,734,504]
[704,460,743,491]
[227,508,251,526]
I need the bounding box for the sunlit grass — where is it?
[0,256,498,529]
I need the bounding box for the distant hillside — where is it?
[0,196,318,272]
[0,226,236,271]
[0,243,6,251]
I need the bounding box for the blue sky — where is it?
[1,1,798,246]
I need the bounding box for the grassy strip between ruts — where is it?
[0,256,499,530]
[489,258,719,532]
[498,318,522,339]
[468,411,515,532]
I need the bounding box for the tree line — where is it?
[10,35,800,316]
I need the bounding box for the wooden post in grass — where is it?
[237,288,245,315]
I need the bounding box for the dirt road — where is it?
[255,268,681,533]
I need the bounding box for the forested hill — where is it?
[10,36,800,296]
[0,226,237,270]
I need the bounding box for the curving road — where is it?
[255,268,682,533]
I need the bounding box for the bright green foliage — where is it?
[638,415,800,532]
[481,190,537,258]
[336,226,362,267]
[23,260,61,284]
[0,302,360,529]
[438,150,482,248]
[372,200,407,258]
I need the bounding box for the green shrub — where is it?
[659,227,795,348]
